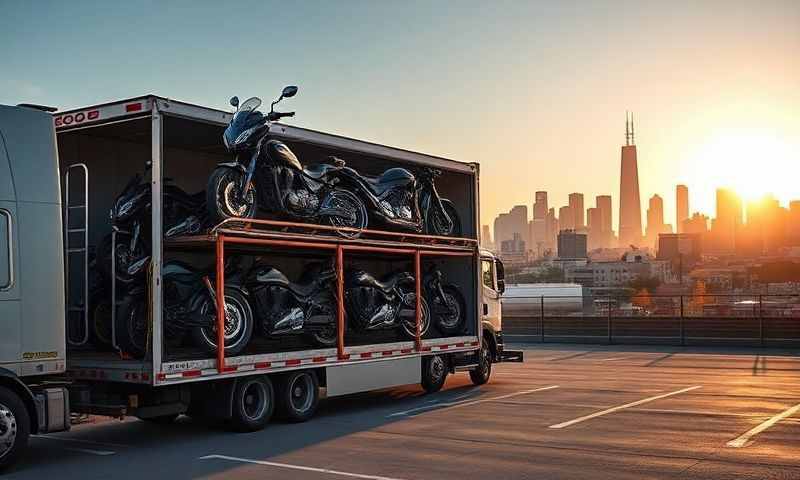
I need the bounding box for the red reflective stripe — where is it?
[156,373,167,381]
[125,102,143,112]
[255,362,271,369]
[401,349,412,354]
[313,356,327,363]
[222,366,238,373]
[439,345,449,350]
[382,351,394,356]
[339,354,351,360]
[456,343,465,348]
[182,370,202,378]
[360,352,372,358]
[285,359,302,366]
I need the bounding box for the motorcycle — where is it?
[424,265,467,335]
[98,163,207,283]
[207,86,368,237]
[246,262,338,348]
[333,163,462,237]
[344,269,430,339]
[116,259,253,359]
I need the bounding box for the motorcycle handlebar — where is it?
[267,111,295,121]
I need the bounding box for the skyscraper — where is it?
[618,112,642,246]
[558,206,574,231]
[676,185,689,234]
[646,194,671,247]
[711,188,742,252]
[481,225,493,249]
[568,193,585,230]
[586,207,602,250]
[533,191,548,219]
[596,195,613,247]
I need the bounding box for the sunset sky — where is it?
[2,0,798,234]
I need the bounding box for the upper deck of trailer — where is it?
[53,95,478,175]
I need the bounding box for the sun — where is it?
[688,128,799,204]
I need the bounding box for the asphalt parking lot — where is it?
[8,344,800,479]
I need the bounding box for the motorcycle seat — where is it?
[255,266,319,297]
[303,162,340,180]
[349,270,413,292]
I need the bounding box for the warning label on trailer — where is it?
[22,351,59,360]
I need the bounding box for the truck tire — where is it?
[276,371,319,423]
[0,387,30,472]
[229,376,274,432]
[421,355,448,394]
[469,338,492,385]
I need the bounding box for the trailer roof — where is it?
[54,95,477,174]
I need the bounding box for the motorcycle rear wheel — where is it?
[400,294,431,339]
[323,189,368,238]
[192,287,254,357]
[97,232,147,284]
[432,285,467,335]
[206,167,256,226]
[116,296,149,359]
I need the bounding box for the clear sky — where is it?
[2,0,798,234]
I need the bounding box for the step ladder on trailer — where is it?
[64,163,90,346]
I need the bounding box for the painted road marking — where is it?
[63,447,116,456]
[726,403,800,448]
[388,385,560,417]
[199,454,406,480]
[549,386,702,429]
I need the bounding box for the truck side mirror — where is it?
[497,279,505,295]
[495,258,505,294]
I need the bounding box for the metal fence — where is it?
[502,294,800,347]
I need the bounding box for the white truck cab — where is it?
[480,249,520,363]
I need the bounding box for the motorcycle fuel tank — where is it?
[265,140,302,170]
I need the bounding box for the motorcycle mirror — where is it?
[280,86,298,99]
[230,96,240,108]
[145,160,152,170]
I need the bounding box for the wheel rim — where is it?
[327,191,367,238]
[200,295,247,350]
[241,381,269,421]
[478,341,490,375]
[429,356,446,383]
[436,293,461,330]
[0,403,18,460]
[314,324,337,345]
[288,374,314,414]
[219,173,254,218]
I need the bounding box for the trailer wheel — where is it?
[276,371,319,423]
[421,355,448,394]
[0,387,29,471]
[469,339,492,385]
[229,376,274,432]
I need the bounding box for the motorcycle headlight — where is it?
[115,197,136,220]
[234,126,259,149]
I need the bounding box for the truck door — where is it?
[0,125,21,365]
[481,256,501,333]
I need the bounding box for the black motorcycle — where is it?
[246,262,338,348]
[424,265,467,335]
[207,86,368,237]
[116,259,253,358]
[98,164,206,283]
[345,269,430,339]
[335,164,462,237]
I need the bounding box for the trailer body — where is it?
[0,96,519,471]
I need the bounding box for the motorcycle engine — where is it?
[382,190,413,220]
[286,189,320,215]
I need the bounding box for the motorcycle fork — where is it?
[202,276,219,311]
[242,152,259,198]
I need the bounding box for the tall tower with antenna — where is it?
[619,112,642,246]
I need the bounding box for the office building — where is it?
[618,112,642,246]
[676,184,689,233]
[568,193,585,230]
[557,230,588,259]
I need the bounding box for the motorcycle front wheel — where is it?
[307,322,338,348]
[426,199,462,237]
[432,285,467,335]
[97,232,148,284]
[116,295,149,359]
[323,189,368,238]
[192,287,254,357]
[399,294,431,339]
[206,167,257,226]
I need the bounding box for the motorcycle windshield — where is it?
[224,97,263,150]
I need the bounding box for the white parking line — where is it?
[63,447,116,456]
[388,385,560,418]
[199,454,406,480]
[549,386,702,429]
[726,403,800,448]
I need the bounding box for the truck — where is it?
[0,96,520,470]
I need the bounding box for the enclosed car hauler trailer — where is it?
[0,96,520,470]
